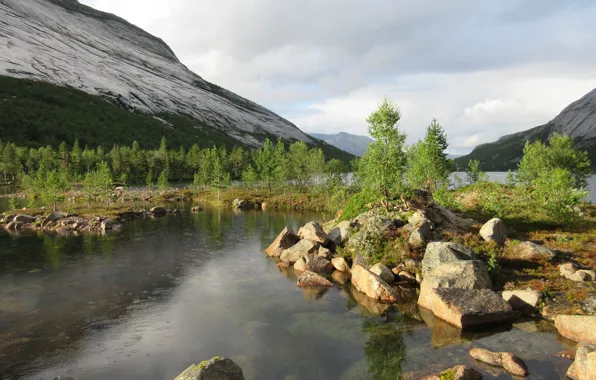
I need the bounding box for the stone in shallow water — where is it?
[296,271,332,288]
[420,365,483,380]
[566,342,596,380]
[369,263,395,285]
[351,264,397,303]
[266,226,299,257]
[502,289,542,310]
[469,348,528,377]
[293,254,334,273]
[331,257,350,272]
[280,239,318,263]
[174,356,244,380]
[430,288,513,328]
[555,315,596,343]
[298,221,329,244]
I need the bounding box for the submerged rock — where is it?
[298,221,329,244]
[293,254,334,273]
[421,365,483,380]
[174,357,244,380]
[150,206,167,215]
[351,264,397,303]
[266,227,300,258]
[296,271,333,288]
[469,348,528,377]
[515,242,556,262]
[479,218,506,246]
[232,199,249,209]
[331,257,351,273]
[555,315,596,343]
[567,343,596,380]
[422,242,476,276]
[418,260,491,310]
[369,263,395,285]
[280,239,318,263]
[430,288,513,328]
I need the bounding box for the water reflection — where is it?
[0,207,573,380]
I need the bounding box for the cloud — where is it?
[80,0,596,154]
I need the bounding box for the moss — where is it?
[439,369,456,380]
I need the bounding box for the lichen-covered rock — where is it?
[369,263,395,285]
[265,226,299,257]
[331,257,350,273]
[293,254,334,273]
[567,343,596,380]
[317,246,332,259]
[422,242,476,276]
[408,219,433,248]
[515,242,556,261]
[469,348,528,377]
[297,271,333,288]
[555,315,596,343]
[174,357,244,380]
[351,264,397,303]
[479,218,506,245]
[298,221,329,244]
[421,365,483,380]
[502,289,542,310]
[418,260,491,310]
[430,288,513,328]
[279,239,318,263]
[328,220,354,247]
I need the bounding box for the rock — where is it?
[350,264,397,303]
[174,357,244,380]
[317,246,332,259]
[277,261,291,268]
[567,343,596,380]
[479,218,506,245]
[350,286,390,314]
[469,348,528,377]
[279,239,318,263]
[14,214,36,224]
[328,220,353,246]
[298,221,329,244]
[297,271,333,288]
[560,263,596,282]
[424,204,475,233]
[191,206,203,212]
[397,271,417,285]
[418,260,492,310]
[266,227,300,257]
[555,315,596,343]
[5,221,24,231]
[293,255,334,273]
[101,219,113,231]
[232,199,249,209]
[430,288,513,328]
[502,289,542,310]
[112,223,123,232]
[421,365,483,380]
[408,219,433,248]
[422,242,476,276]
[150,206,167,215]
[369,263,395,285]
[260,202,268,210]
[515,242,556,261]
[331,270,350,284]
[331,257,350,272]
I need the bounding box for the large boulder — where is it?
[424,204,474,233]
[430,288,514,328]
[279,239,318,263]
[418,260,491,310]
[479,218,506,246]
[174,357,244,380]
[514,242,556,261]
[298,222,329,244]
[469,348,528,377]
[331,257,351,273]
[265,227,299,257]
[560,263,596,282]
[421,365,483,380]
[502,289,542,310]
[351,264,397,303]
[297,271,333,288]
[294,255,334,273]
[328,220,354,247]
[422,242,476,276]
[567,343,596,380]
[369,263,395,285]
[555,315,596,343]
[408,218,433,248]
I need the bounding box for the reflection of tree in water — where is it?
[362,311,407,380]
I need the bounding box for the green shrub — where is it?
[340,191,374,221]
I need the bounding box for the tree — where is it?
[211,151,230,200]
[157,170,169,191]
[466,159,487,185]
[255,139,276,191]
[71,138,82,176]
[242,164,259,190]
[82,162,113,207]
[358,98,407,210]
[406,119,451,192]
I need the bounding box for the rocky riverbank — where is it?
[260,198,596,379]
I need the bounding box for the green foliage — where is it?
[532,168,588,223]
[433,184,460,209]
[7,198,17,211]
[358,98,407,210]
[465,159,488,184]
[22,166,70,211]
[340,191,374,221]
[157,170,170,191]
[83,161,113,207]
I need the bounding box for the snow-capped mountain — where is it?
[0,0,316,147]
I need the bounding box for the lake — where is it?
[0,206,575,379]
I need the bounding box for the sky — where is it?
[80,0,596,155]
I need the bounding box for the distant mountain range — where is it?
[311,132,373,157]
[456,89,596,170]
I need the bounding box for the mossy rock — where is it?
[174,357,244,380]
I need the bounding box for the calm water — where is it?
[0,207,576,379]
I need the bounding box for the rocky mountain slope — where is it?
[456,89,596,170]
[0,0,351,159]
[311,132,373,157]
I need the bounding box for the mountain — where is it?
[0,0,352,161]
[455,89,596,170]
[311,132,374,157]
